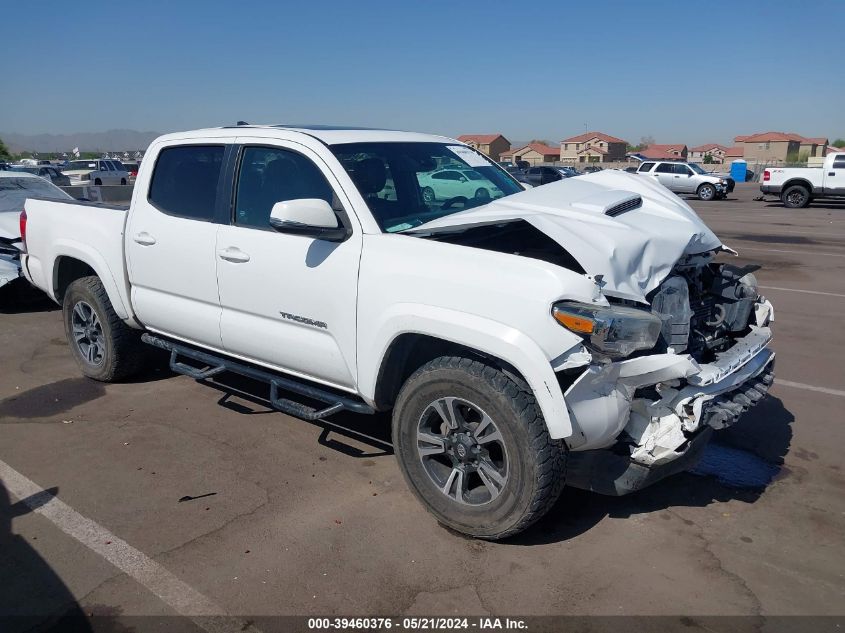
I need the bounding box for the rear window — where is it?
[148,145,224,221]
[68,161,98,170]
[638,162,655,172]
[655,163,674,173]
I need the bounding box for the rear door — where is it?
[215,139,362,388]
[653,163,676,189]
[126,141,233,349]
[674,163,695,192]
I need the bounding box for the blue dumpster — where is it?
[730,159,747,183]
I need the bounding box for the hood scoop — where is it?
[570,190,642,217]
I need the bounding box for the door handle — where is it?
[218,247,250,263]
[133,232,156,246]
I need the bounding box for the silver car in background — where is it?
[636,160,731,201]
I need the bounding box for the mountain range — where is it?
[2,130,162,153]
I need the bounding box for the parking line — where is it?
[774,379,845,398]
[734,246,845,258]
[0,459,261,633]
[759,285,845,299]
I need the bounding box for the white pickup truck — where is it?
[761,152,845,208]
[20,125,775,539]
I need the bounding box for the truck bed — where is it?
[22,197,135,320]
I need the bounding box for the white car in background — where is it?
[0,172,74,290]
[417,168,504,204]
[64,159,130,186]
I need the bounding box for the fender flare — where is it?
[50,239,132,320]
[359,303,576,441]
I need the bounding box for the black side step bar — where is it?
[141,334,375,421]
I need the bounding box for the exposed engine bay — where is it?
[648,260,760,363]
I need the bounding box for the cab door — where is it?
[215,140,362,389]
[826,155,845,195]
[126,141,232,349]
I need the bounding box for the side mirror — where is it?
[268,199,350,242]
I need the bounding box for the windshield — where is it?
[330,142,523,233]
[689,163,708,175]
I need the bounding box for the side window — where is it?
[655,163,674,173]
[528,167,541,175]
[675,164,692,175]
[105,161,115,171]
[639,162,655,172]
[149,145,224,221]
[833,156,845,169]
[234,146,333,230]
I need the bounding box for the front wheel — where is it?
[94,178,102,186]
[120,178,127,185]
[781,184,810,208]
[421,186,435,205]
[697,183,716,201]
[63,276,145,381]
[392,356,566,539]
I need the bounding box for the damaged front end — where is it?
[562,259,775,495]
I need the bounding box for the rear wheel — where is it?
[63,276,145,381]
[697,183,716,201]
[392,356,566,539]
[120,178,127,185]
[781,184,810,208]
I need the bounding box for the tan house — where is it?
[560,132,627,164]
[638,144,688,161]
[457,134,511,161]
[501,142,560,166]
[724,146,745,161]
[689,144,727,164]
[734,132,829,164]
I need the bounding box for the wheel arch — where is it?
[49,244,132,321]
[361,307,576,441]
[781,179,813,194]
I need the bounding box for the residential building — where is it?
[724,146,744,159]
[560,132,627,164]
[689,144,727,164]
[456,134,511,161]
[734,132,829,164]
[638,144,688,161]
[501,142,560,166]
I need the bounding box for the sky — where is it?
[2,0,843,146]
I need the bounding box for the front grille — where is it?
[605,196,642,217]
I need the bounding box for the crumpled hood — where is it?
[409,170,723,302]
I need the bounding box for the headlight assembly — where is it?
[552,301,662,359]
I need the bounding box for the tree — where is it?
[703,153,714,164]
[833,138,845,148]
[0,137,11,161]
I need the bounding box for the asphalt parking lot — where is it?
[1,183,843,629]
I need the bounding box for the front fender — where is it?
[358,303,576,441]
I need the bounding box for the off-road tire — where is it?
[392,356,566,539]
[781,184,811,209]
[62,276,145,381]
[697,183,716,201]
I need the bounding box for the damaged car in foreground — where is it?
[20,126,774,539]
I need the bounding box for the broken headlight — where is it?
[552,301,662,359]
